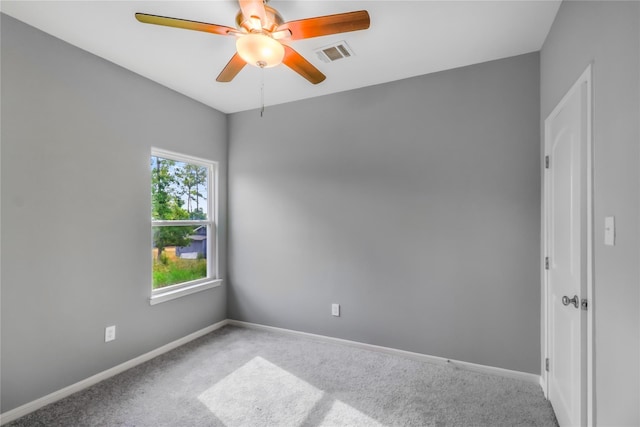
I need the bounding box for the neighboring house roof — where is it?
[193,225,206,234]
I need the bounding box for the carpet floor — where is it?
[7,325,558,426]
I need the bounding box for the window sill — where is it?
[149,279,223,305]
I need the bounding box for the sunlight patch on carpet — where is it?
[198,356,383,426]
[318,400,384,426]
[198,357,322,425]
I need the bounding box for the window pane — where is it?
[151,156,208,221]
[152,225,208,289]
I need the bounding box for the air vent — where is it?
[315,41,355,63]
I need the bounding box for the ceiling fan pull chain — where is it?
[259,61,265,117]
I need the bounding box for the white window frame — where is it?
[149,148,221,305]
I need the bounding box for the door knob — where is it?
[562,295,579,308]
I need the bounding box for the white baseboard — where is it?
[540,375,548,398]
[227,319,541,385]
[0,319,229,425]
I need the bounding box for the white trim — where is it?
[227,320,541,385]
[151,147,216,169]
[0,320,229,426]
[542,64,594,426]
[149,279,223,305]
[152,220,209,227]
[584,63,594,427]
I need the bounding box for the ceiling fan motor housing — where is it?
[235,5,283,33]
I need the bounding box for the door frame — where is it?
[542,64,594,426]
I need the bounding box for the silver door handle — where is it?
[562,295,579,309]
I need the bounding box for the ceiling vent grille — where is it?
[315,41,355,63]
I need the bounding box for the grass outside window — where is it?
[152,247,207,289]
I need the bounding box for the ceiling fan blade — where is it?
[278,10,370,41]
[239,0,267,28]
[282,46,326,84]
[216,53,247,82]
[135,13,237,36]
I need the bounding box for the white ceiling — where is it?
[1,0,561,113]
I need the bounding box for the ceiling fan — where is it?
[135,0,370,85]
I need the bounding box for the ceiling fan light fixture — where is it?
[236,33,285,68]
[136,3,370,84]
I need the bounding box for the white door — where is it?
[545,69,591,427]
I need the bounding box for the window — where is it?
[150,148,220,304]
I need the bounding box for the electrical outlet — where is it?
[105,325,116,342]
[331,304,340,317]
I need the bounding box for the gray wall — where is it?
[541,2,640,425]
[1,15,227,413]
[228,53,541,374]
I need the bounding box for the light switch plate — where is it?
[604,216,615,246]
